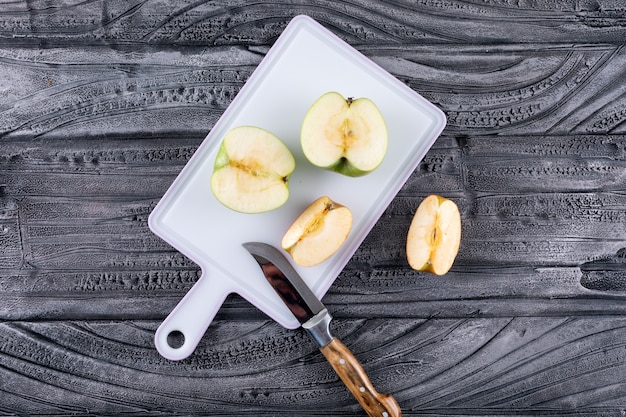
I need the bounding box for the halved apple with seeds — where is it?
[406,195,461,275]
[211,126,295,213]
[282,196,352,267]
[301,92,387,177]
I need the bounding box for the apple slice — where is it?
[406,195,461,275]
[210,126,295,213]
[282,196,352,267]
[301,92,387,177]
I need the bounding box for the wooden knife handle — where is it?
[319,338,401,417]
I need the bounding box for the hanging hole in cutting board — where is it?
[167,330,185,349]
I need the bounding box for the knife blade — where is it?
[243,242,401,417]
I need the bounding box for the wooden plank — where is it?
[2,133,625,322]
[1,1,626,46]
[0,317,624,414]
[2,44,626,139]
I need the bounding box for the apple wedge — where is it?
[406,195,461,275]
[282,196,352,267]
[301,92,387,177]
[210,126,295,213]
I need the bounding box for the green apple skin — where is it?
[325,157,369,178]
[213,140,230,170]
[301,92,388,177]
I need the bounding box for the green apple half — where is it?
[210,126,295,213]
[301,92,388,177]
[282,196,352,267]
[406,195,461,275]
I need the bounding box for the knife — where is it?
[243,242,401,417]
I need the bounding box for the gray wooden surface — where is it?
[1,1,626,416]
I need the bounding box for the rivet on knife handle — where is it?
[320,338,401,417]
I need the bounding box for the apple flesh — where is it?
[210,126,295,213]
[282,196,352,267]
[406,195,461,275]
[301,92,387,177]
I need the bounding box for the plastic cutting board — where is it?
[148,15,446,360]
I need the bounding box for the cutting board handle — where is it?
[154,270,231,360]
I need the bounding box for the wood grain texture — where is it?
[1,1,626,416]
[319,337,402,417]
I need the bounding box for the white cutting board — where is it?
[148,15,446,360]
